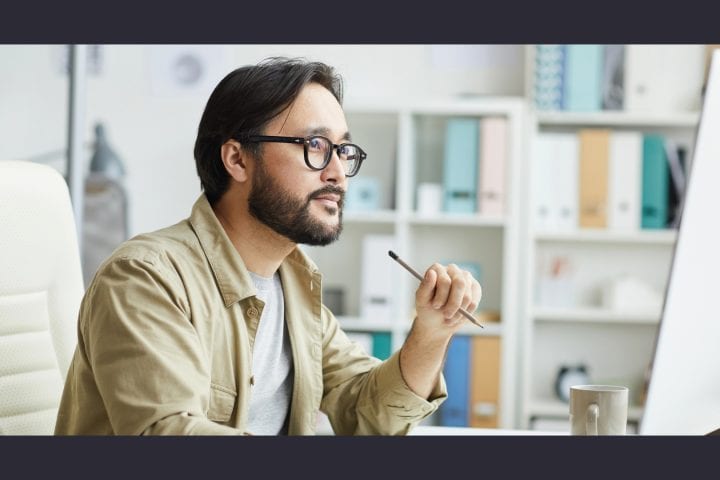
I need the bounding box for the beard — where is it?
[247,160,344,246]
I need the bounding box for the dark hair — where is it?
[193,57,344,204]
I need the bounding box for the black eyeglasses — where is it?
[239,135,367,177]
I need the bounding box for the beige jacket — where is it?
[55,194,446,435]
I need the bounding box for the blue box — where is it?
[345,176,381,212]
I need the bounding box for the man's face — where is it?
[246,83,349,246]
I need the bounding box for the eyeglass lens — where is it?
[306,137,361,175]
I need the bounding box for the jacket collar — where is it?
[188,194,320,307]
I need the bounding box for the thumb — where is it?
[415,268,437,307]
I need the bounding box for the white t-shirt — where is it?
[246,271,294,435]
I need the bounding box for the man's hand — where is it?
[398,263,483,399]
[414,263,483,337]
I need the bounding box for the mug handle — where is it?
[586,403,599,436]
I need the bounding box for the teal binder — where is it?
[371,332,392,360]
[641,135,670,229]
[564,45,603,111]
[443,118,479,213]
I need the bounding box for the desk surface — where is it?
[410,426,568,435]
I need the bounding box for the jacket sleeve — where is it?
[81,254,243,435]
[319,305,447,435]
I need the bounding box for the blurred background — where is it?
[2,44,716,433]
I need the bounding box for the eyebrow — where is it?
[304,126,352,142]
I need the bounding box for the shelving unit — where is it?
[532,307,661,325]
[310,46,706,434]
[536,111,700,128]
[519,44,702,430]
[534,229,677,245]
[303,97,527,430]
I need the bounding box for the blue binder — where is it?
[564,45,603,111]
[641,135,670,229]
[443,119,479,213]
[439,335,470,426]
[535,44,566,111]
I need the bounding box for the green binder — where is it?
[371,332,392,361]
[641,134,670,229]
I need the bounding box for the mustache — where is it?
[308,185,346,206]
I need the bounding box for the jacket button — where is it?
[247,307,259,317]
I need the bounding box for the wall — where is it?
[0,44,525,236]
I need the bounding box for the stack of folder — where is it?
[441,117,508,216]
[534,45,704,113]
[438,335,502,428]
[533,130,686,232]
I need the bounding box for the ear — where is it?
[220,140,251,183]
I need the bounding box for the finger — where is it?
[470,278,482,313]
[447,311,466,326]
[442,266,467,319]
[430,264,452,310]
[460,271,475,312]
[415,268,437,307]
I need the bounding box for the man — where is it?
[55,57,482,435]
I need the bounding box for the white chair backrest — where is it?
[0,161,84,434]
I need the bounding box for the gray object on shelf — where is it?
[82,122,129,285]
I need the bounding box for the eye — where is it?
[307,137,327,152]
[339,144,359,160]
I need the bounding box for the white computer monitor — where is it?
[640,50,720,435]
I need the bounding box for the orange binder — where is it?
[579,129,610,228]
[469,336,501,428]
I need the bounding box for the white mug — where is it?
[570,385,628,435]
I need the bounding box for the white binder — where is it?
[625,45,705,113]
[608,131,643,231]
[345,332,374,357]
[534,133,579,231]
[555,134,580,231]
[360,234,397,323]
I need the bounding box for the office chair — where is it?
[0,161,84,434]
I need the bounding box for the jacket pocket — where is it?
[207,383,237,423]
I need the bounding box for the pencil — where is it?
[388,250,484,328]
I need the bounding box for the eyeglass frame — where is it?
[236,134,367,177]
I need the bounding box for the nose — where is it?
[320,148,347,185]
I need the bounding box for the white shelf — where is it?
[337,317,395,332]
[408,213,506,227]
[532,307,661,325]
[345,96,526,116]
[309,97,526,429]
[520,45,701,432]
[534,229,678,245]
[529,399,644,422]
[536,110,700,128]
[343,210,397,224]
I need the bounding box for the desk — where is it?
[410,426,567,435]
